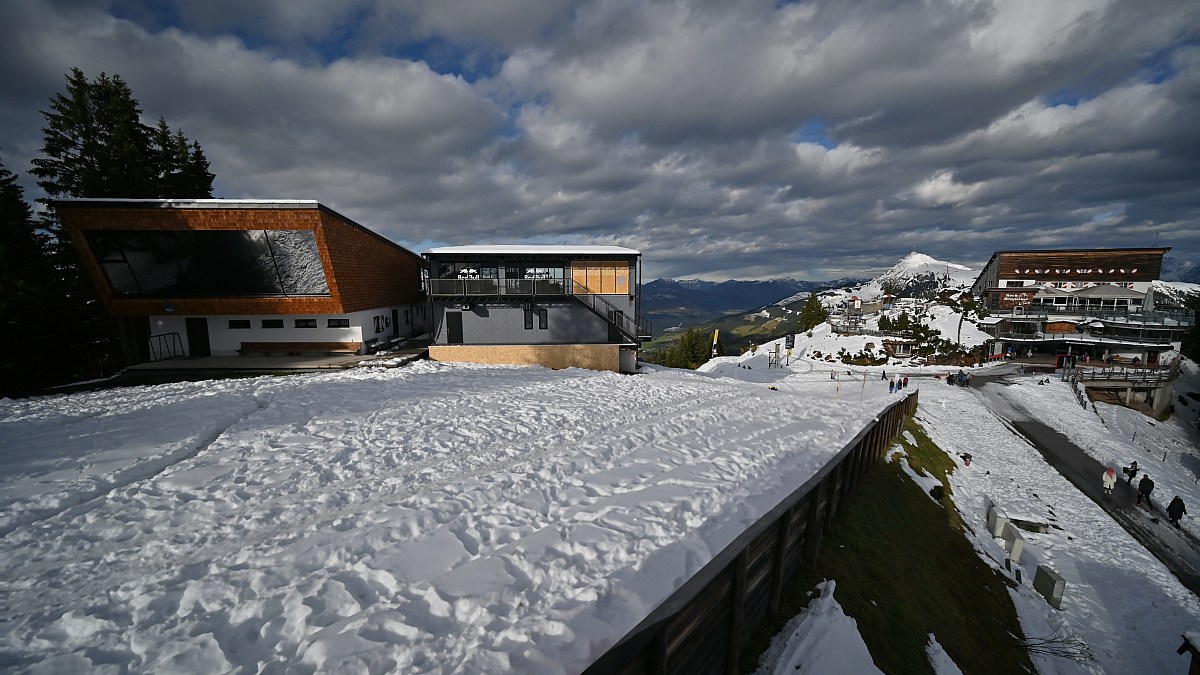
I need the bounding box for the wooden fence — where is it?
[584,391,920,675]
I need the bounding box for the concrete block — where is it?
[1001,521,1024,561]
[1033,565,1066,609]
[987,503,1009,538]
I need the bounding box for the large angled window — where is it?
[83,229,330,297]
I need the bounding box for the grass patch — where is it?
[740,418,1033,674]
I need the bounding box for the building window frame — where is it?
[228,319,252,329]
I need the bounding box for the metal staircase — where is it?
[571,281,653,343]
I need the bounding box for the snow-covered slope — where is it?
[1153,279,1200,307]
[780,252,976,307]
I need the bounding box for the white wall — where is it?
[147,302,429,356]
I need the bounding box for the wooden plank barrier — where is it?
[585,391,919,675]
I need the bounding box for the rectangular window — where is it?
[538,309,548,329]
[404,309,412,325]
[327,318,350,328]
[228,319,251,329]
[524,309,534,330]
[82,229,330,297]
[295,319,317,328]
[1004,281,1024,288]
[262,319,284,328]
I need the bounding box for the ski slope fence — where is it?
[584,391,920,675]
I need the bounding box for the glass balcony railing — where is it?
[989,305,1194,326]
[430,278,572,296]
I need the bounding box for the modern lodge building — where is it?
[56,199,428,363]
[970,248,1194,365]
[60,200,653,374]
[424,246,651,373]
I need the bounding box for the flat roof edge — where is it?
[989,247,1172,255]
[52,198,320,209]
[426,245,641,255]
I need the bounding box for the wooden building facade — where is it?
[57,199,427,363]
[969,248,1193,364]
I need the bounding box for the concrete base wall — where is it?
[430,344,621,372]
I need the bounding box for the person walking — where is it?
[1137,474,1155,508]
[882,370,887,380]
[1102,467,1117,500]
[903,376,909,389]
[889,379,895,393]
[1168,496,1187,527]
[1123,460,1139,484]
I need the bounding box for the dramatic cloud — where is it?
[1,0,1197,280]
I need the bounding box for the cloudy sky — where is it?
[2,0,1198,280]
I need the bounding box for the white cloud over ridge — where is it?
[1,0,1198,280]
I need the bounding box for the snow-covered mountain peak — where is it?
[808,252,977,305]
[891,252,972,275]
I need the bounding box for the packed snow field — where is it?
[4,318,1199,673]
[0,360,904,674]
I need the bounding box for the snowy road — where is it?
[975,374,1200,597]
[0,361,897,673]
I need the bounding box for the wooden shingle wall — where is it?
[58,204,424,317]
[996,249,1166,283]
[318,210,425,313]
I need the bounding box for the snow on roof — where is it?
[426,244,640,255]
[53,198,320,208]
[1074,285,1146,299]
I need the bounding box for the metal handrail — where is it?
[989,305,1194,326]
[428,277,570,296]
[571,280,653,341]
[148,332,184,362]
[429,277,652,341]
[994,331,1175,345]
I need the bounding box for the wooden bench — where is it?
[238,341,362,357]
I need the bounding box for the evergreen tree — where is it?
[797,293,829,332]
[656,328,717,369]
[10,68,219,393]
[150,118,214,197]
[0,155,61,395]
[32,69,155,198]
[33,70,213,200]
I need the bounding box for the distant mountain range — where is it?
[643,277,865,329]
[1162,255,1200,284]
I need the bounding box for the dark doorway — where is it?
[608,310,624,343]
[391,309,400,338]
[185,318,211,357]
[447,312,464,344]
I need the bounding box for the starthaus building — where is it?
[424,245,651,373]
[970,247,1194,365]
[56,199,428,363]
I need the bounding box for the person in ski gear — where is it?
[1102,467,1117,500]
[1168,497,1187,527]
[903,376,909,389]
[889,379,895,393]
[1137,474,1154,508]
